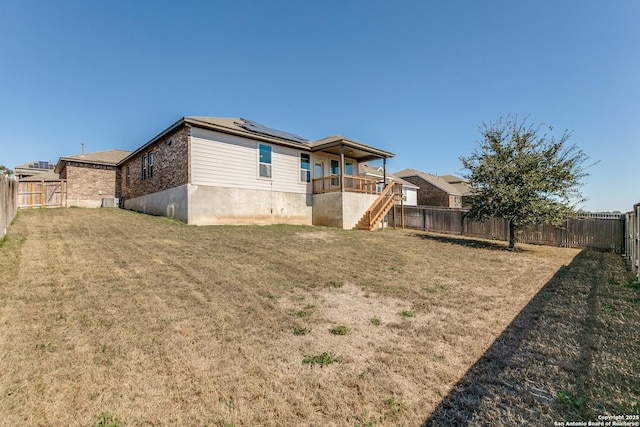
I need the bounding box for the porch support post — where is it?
[383,157,387,187]
[339,144,344,192]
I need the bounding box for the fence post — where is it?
[422,208,426,231]
[557,223,564,247]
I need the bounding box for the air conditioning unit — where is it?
[101,197,119,208]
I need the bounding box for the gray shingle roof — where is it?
[19,170,61,181]
[121,117,394,165]
[359,163,419,188]
[394,168,463,195]
[55,149,132,173]
[186,117,310,145]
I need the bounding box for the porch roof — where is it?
[310,135,394,162]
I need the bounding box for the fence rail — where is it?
[0,175,19,239]
[396,206,626,253]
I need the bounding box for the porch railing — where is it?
[356,181,403,230]
[312,175,378,194]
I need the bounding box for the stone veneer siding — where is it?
[64,162,120,206]
[120,126,190,200]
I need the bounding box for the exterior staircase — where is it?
[355,182,403,230]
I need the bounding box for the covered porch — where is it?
[309,135,396,229]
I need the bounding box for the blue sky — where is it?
[0,0,638,212]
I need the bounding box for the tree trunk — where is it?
[508,220,517,250]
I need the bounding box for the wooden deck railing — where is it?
[312,175,377,194]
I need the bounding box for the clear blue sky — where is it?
[1,0,638,212]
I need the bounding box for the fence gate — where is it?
[18,180,67,208]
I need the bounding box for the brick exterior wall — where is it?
[401,176,451,207]
[65,162,120,204]
[120,126,190,200]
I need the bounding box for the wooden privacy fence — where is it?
[1,174,19,239]
[395,206,626,253]
[625,203,640,278]
[18,180,67,208]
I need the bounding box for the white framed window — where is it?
[125,165,130,186]
[300,153,310,182]
[345,162,353,176]
[148,152,154,178]
[258,144,272,178]
[141,155,147,180]
[330,159,339,186]
[330,159,339,175]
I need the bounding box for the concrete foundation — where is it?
[124,184,313,226]
[188,185,312,225]
[313,191,378,229]
[124,185,189,221]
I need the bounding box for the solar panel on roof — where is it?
[29,161,54,169]
[236,119,308,144]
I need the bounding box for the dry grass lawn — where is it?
[0,208,637,426]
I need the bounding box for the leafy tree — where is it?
[460,116,589,249]
[0,165,13,177]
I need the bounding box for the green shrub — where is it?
[302,351,336,367]
[329,325,349,335]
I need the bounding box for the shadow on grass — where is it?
[413,232,518,252]
[422,249,636,426]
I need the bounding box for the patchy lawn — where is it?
[0,208,636,426]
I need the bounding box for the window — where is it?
[125,165,130,186]
[259,144,272,178]
[345,162,353,176]
[300,153,310,182]
[141,155,147,180]
[330,159,339,175]
[148,152,154,178]
[330,159,340,186]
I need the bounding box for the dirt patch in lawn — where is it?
[0,208,635,426]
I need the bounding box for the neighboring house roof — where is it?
[15,160,56,171]
[394,168,463,195]
[54,149,132,173]
[19,170,61,181]
[439,174,473,196]
[14,160,56,178]
[119,117,395,165]
[359,163,419,189]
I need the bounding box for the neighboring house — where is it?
[14,161,56,180]
[394,169,472,208]
[118,117,395,229]
[439,174,473,207]
[55,149,131,208]
[18,170,60,181]
[359,163,419,206]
